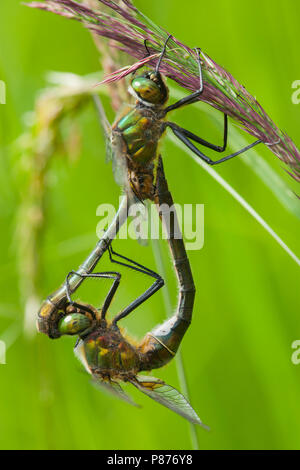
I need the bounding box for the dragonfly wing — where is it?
[74,340,138,407]
[74,339,92,375]
[93,95,148,244]
[93,95,129,189]
[93,94,112,141]
[129,375,209,429]
[91,376,139,407]
[110,132,150,245]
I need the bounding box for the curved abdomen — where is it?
[137,157,195,371]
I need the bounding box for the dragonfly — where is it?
[38,35,245,426]
[38,160,206,427]
[105,34,264,204]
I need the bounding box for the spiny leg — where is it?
[139,35,171,74]
[167,121,262,165]
[105,243,164,325]
[112,276,164,325]
[107,243,160,279]
[143,39,151,57]
[65,242,164,325]
[65,270,121,319]
[164,47,204,114]
[166,115,228,152]
[162,46,262,162]
[131,39,151,78]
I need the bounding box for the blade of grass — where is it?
[167,133,300,267]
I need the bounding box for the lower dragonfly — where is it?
[38,160,206,427]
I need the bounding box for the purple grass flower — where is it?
[27,0,300,182]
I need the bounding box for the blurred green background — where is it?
[0,0,300,450]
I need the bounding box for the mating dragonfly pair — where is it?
[38,36,262,426]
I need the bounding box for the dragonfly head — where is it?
[37,299,96,339]
[37,298,65,339]
[130,70,168,106]
[130,35,173,106]
[57,302,98,337]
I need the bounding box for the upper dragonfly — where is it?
[101,35,263,203]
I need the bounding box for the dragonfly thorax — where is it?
[113,104,165,200]
[79,323,140,378]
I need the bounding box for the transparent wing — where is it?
[110,130,132,191]
[93,94,111,140]
[93,94,130,192]
[129,375,209,429]
[74,339,138,406]
[93,95,148,245]
[74,339,92,374]
[91,376,139,407]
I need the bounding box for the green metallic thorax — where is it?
[113,106,163,166]
[82,324,140,377]
[57,311,184,378]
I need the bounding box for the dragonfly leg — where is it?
[106,244,164,325]
[163,47,204,114]
[166,121,262,165]
[107,243,160,279]
[167,114,228,152]
[65,270,121,320]
[112,277,164,325]
[143,39,152,57]
[131,39,152,78]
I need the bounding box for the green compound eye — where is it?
[131,77,163,104]
[58,314,92,336]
